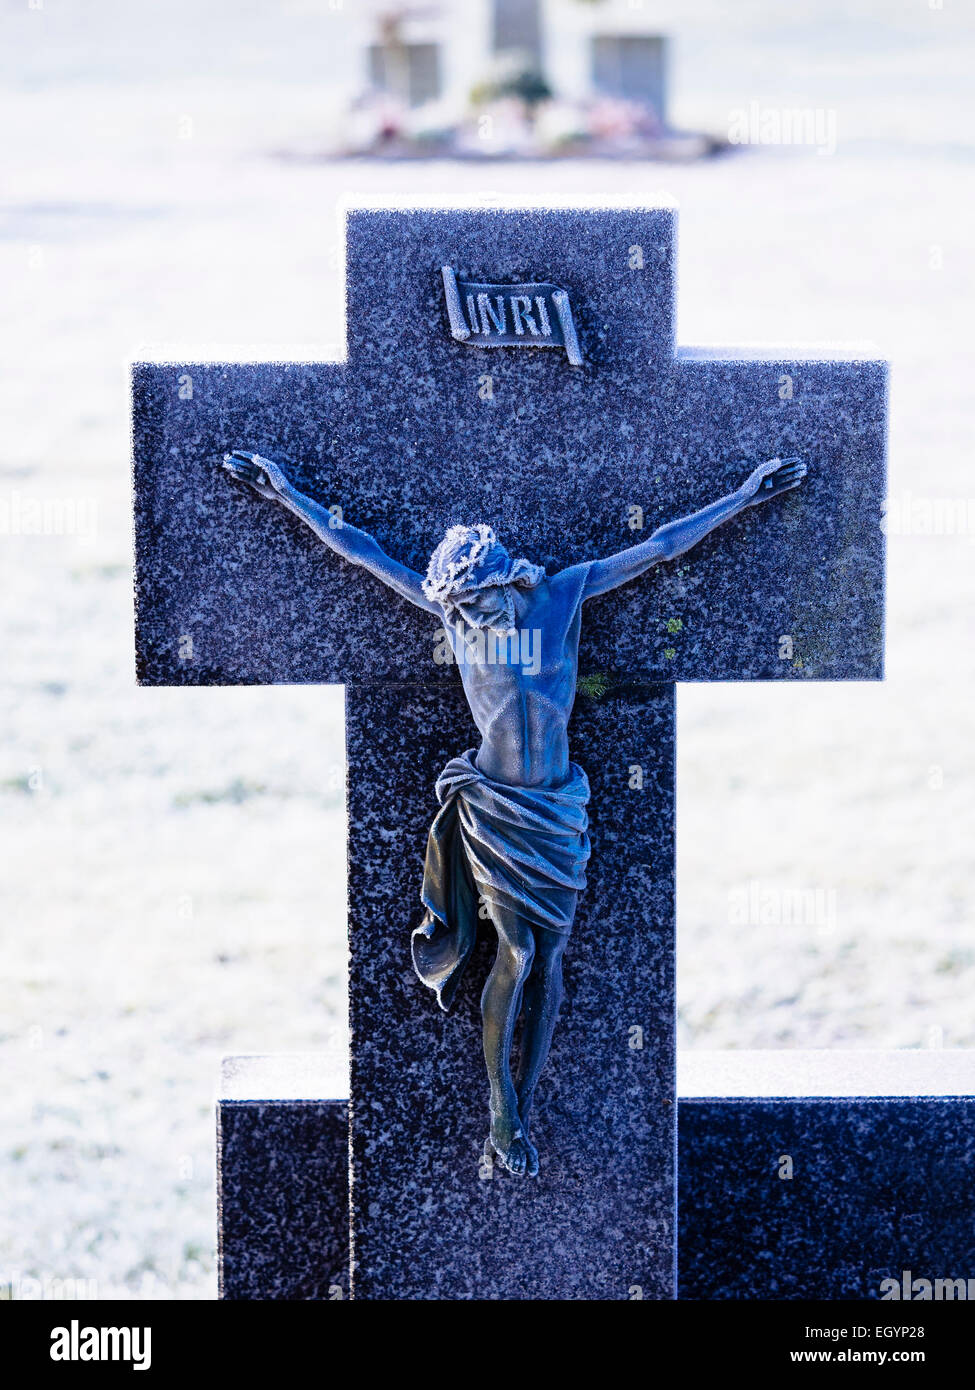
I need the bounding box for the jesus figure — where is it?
[223,449,806,1177]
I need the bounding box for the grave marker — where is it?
[133,205,886,1298]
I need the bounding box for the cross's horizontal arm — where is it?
[132,207,886,687]
[580,489,741,599]
[251,457,439,615]
[580,458,803,600]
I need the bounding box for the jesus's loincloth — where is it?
[411,749,591,1012]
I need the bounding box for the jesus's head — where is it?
[422,523,544,633]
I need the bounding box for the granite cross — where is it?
[132,206,886,1300]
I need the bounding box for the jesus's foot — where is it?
[488,1115,536,1178]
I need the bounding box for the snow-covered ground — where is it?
[1,0,973,1299]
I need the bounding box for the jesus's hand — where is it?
[222,449,290,502]
[740,456,807,507]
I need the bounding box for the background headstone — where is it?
[492,0,543,69]
[591,35,668,120]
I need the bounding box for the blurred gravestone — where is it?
[368,40,441,109]
[492,0,543,69]
[591,34,668,123]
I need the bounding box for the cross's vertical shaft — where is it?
[347,681,676,1299]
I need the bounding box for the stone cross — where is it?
[132,206,886,1300]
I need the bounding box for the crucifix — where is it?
[133,206,886,1299]
[221,445,804,1180]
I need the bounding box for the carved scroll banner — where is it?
[441,265,583,366]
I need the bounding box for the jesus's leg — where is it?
[515,927,567,1172]
[481,904,535,1177]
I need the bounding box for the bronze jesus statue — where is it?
[223,449,807,1177]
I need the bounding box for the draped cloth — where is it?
[411,750,591,1013]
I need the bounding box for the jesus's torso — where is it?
[442,565,590,789]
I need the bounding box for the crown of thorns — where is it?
[422,524,543,606]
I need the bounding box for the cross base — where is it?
[218,1052,975,1301]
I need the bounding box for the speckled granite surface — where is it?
[347,683,676,1300]
[216,1090,975,1301]
[678,1097,975,1300]
[217,1099,349,1300]
[132,208,886,687]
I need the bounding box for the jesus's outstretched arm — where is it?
[222,449,439,613]
[577,456,807,600]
